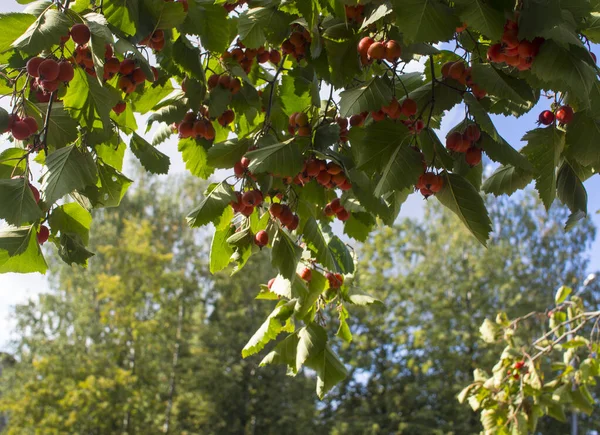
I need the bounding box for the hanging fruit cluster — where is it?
[486,16,544,71]
[27,57,74,98]
[140,29,166,52]
[538,105,574,126]
[222,40,281,73]
[269,202,299,231]
[416,172,444,198]
[116,59,155,94]
[176,109,216,141]
[288,111,311,137]
[324,198,350,221]
[281,24,311,61]
[446,124,483,166]
[357,37,402,66]
[441,60,487,99]
[300,158,352,191]
[4,114,38,141]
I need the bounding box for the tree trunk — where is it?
[163,301,184,434]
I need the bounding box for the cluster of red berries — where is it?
[344,4,365,24]
[326,272,344,289]
[140,29,166,52]
[177,109,216,141]
[538,105,574,126]
[230,189,264,217]
[446,124,483,166]
[233,156,252,178]
[207,73,242,95]
[371,97,417,121]
[487,17,544,71]
[299,158,352,191]
[281,24,312,61]
[4,114,39,141]
[416,172,444,198]
[269,202,299,231]
[222,40,282,74]
[288,112,311,137]
[357,37,402,65]
[324,198,350,221]
[223,0,247,12]
[26,56,74,97]
[336,117,350,143]
[441,61,487,99]
[116,59,156,94]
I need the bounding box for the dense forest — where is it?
[1,173,598,434]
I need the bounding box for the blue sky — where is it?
[1,2,599,349]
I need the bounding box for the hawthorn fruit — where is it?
[555,105,574,124]
[254,230,269,247]
[37,225,49,245]
[70,23,91,45]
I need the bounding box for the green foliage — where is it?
[2,0,600,399]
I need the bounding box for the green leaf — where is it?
[571,386,594,415]
[95,162,132,208]
[336,307,352,343]
[0,148,27,178]
[478,132,532,171]
[182,0,232,53]
[348,119,411,173]
[130,132,170,175]
[296,323,327,371]
[375,144,424,196]
[178,138,213,179]
[295,269,327,318]
[246,137,306,177]
[339,77,393,117]
[172,36,206,84]
[531,41,597,109]
[436,172,492,246]
[470,64,530,104]
[280,65,320,116]
[209,214,235,274]
[146,0,187,28]
[420,127,454,169]
[11,9,70,54]
[557,160,587,216]
[48,203,92,245]
[482,165,533,196]
[0,225,47,274]
[391,0,459,43]
[242,300,296,358]
[206,138,249,169]
[41,145,98,206]
[347,294,382,306]
[271,229,303,280]
[103,0,138,36]
[521,127,565,210]
[479,318,501,343]
[360,3,393,30]
[454,0,506,40]
[343,212,375,242]
[301,217,337,271]
[31,102,78,151]
[517,0,563,42]
[0,13,36,53]
[187,182,237,228]
[57,232,94,266]
[322,24,361,88]
[62,68,120,136]
[327,235,355,274]
[260,333,299,372]
[565,112,600,166]
[238,7,290,49]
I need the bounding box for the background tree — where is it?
[321,194,599,434]
[0,173,317,434]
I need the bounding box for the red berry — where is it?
[299,267,312,282]
[464,124,481,142]
[112,101,126,114]
[241,190,258,207]
[336,209,350,221]
[538,110,555,126]
[119,59,135,75]
[29,184,40,203]
[57,61,74,82]
[329,198,344,214]
[26,57,44,77]
[465,147,482,167]
[37,59,60,81]
[401,98,417,117]
[11,120,31,140]
[556,105,574,124]
[270,203,283,218]
[254,230,269,247]
[37,225,49,245]
[70,23,91,45]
